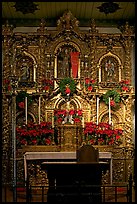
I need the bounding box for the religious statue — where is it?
[20,60,30,81]
[58,48,71,78]
[105,59,114,80]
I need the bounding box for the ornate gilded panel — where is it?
[112,159,125,182]
[2,10,135,185]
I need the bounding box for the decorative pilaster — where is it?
[88,19,98,79]
[119,22,134,81]
[124,95,134,148]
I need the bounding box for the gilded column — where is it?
[120,22,134,81]
[37,19,48,82]
[2,21,13,184]
[89,19,98,79]
[124,95,134,148]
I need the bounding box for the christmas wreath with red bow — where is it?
[59,77,76,97]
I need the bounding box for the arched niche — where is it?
[54,42,81,80]
[16,111,36,125]
[98,52,123,83]
[16,51,37,83]
[99,111,124,129]
[54,97,81,110]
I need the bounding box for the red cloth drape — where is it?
[70,52,80,78]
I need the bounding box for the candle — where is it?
[25,97,27,125]
[52,114,54,128]
[82,116,84,128]
[96,97,99,125]
[34,64,37,82]
[38,96,41,124]
[109,97,111,124]
[67,101,70,110]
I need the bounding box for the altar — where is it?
[24,151,112,184]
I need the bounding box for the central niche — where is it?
[56,44,79,78]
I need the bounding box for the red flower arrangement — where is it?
[84,78,96,92]
[119,80,131,92]
[41,79,54,91]
[18,102,25,109]
[84,122,123,146]
[54,109,83,124]
[16,122,54,147]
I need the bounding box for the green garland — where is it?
[103,90,121,105]
[59,77,76,96]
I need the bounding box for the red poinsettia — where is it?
[18,102,25,109]
[44,85,50,91]
[119,80,130,92]
[42,79,54,91]
[84,78,96,92]
[84,122,123,146]
[87,86,93,91]
[74,118,81,123]
[54,109,83,124]
[122,86,129,91]
[16,122,54,147]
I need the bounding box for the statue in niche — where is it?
[57,46,77,78]
[105,59,115,81]
[57,47,71,78]
[20,59,30,81]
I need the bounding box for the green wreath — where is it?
[16,91,32,109]
[103,90,121,105]
[59,77,76,96]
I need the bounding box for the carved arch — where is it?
[99,110,124,128]
[16,111,36,125]
[17,51,37,82]
[54,42,81,83]
[98,51,123,82]
[54,97,81,110]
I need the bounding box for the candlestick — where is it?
[38,96,41,124]
[109,97,111,125]
[96,96,99,125]
[25,97,27,125]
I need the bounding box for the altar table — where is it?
[24,151,112,184]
